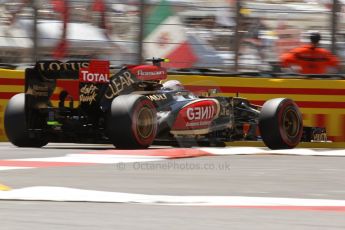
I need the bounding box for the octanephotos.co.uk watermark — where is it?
[115,161,231,171]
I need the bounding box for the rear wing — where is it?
[27,60,110,80]
[24,60,110,108]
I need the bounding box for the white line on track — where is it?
[0,186,345,209]
[0,147,344,172]
[0,166,34,171]
[15,154,166,164]
[200,147,345,156]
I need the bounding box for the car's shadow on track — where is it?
[41,143,175,150]
[42,147,115,150]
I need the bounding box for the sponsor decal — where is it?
[186,106,215,122]
[137,70,166,77]
[219,100,231,116]
[313,133,327,141]
[312,127,328,142]
[79,60,110,83]
[80,71,110,83]
[129,65,167,81]
[172,99,220,131]
[146,94,168,101]
[26,84,49,97]
[36,61,89,72]
[80,84,98,105]
[104,70,136,99]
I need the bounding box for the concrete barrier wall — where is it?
[1,68,345,147]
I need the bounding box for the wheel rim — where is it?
[136,106,155,139]
[282,108,300,139]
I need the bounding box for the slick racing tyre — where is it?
[107,94,158,149]
[4,93,48,147]
[258,98,303,149]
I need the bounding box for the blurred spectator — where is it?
[280,32,339,74]
[244,17,267,60]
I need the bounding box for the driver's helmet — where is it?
[162,80,184,91]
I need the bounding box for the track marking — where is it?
[0,149,206,171]
[200,147,345,156]
[0,166,34,171]
[0,160,96,168]
[0,155,165,171]
[0,186,344,212]
[14,155,166,164]
[0,147,344,171]
[83,148,211,158]
[0,183,11,191]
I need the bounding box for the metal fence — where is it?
[0,0,344,72]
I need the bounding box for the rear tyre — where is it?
[4,93,48,147]
[107,95,157,149]
[258,98,303,149]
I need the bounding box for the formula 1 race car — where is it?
[4,59,326,149]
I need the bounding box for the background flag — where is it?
[144,0,197,68]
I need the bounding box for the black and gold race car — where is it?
[4,58,326,149]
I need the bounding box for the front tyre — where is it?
[259,98,303,149]
[4,93,48,147]
[107,95,157,149]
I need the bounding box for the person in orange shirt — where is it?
[280,32,340,74]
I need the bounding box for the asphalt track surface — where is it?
[1,143,345,230]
